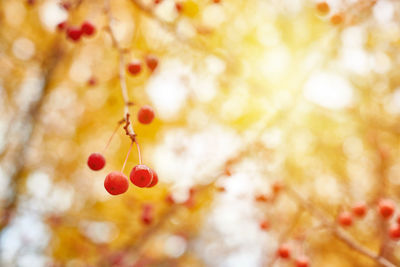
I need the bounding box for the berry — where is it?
[127,61,142,75]
[57,21,67,31]
[87,77,97,86]
[141,204,154,225]
[87,153,106,171]
[104,171,129,195]
[224,167,232,176]
[81,21,96,36]
[175,2,183,12]
[259,220,269,231]
[147,168,158,188]
[130,165,153,187]
[338,211,353,227]
[277,244,291,259]
[145,55,158,72]
[352,202,367,218]
[216,186,225,192]
[272,182,283,194]
[396,216,400,225]
[154,0,162,4]
[213,0,221,3]
[295,256,309,267]
[66,26,82,42]
[316,2,329,14]
[255,194,269,202]
[138,105,155,124]
[378,199,395,219]
[330,14,343,25]
[389,224,400,240]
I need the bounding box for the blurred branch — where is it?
[0,44,64,231]
[119,141,267,266]
[286,188,397,267]
[265,210,304,267]
[104,0,138,145]
[129,0,230,62]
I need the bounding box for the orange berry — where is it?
[338,211,353,227]
[277,244,291,259]
[316,2,329,14]
[352,202,367,217]
[330,14,343,25]
[378,199,395,219]
[259,220,269,230]
[389,224,400,240]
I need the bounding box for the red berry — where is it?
[127,61,142,75]
[259,220,269,230]
[57,21,67,31]
[141,212,152,225]
[141,204,153,225]
[213,0,221,3]
[338,211,353,227]
[87,153,106,171]
[145,55,158,72]
[389,224,400,240]
[295,256,309,267]
[175,2,183,12]
[378,199,395,219]
[130,165,153,187]
[87,77,97,86]
[154,0,162,4]
[66,26,82,42]
[147,168,158,188]
[396,216,400,225]
[104,171,129,195]
[138,105,155,124]
[352,202,367,217]
[277,244,291,259]
[81,21,96,36]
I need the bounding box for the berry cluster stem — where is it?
[102,120,124,153]
[104,0,135,137]
[104,0,142,162]
[135,139,142,165]
[121,141,133,173]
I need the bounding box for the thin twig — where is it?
[104,0,142,162]
[121,141,134,172]
[102,120,124,153]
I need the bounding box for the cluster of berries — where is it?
[87,106,156,195]
[277,244,309,267]
[57,20,96,42]
[316,1,343,25]
[337,199,400,240]
[126,55,158,76]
